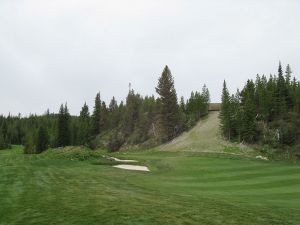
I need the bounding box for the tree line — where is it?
[220,62,300,148]
[0,66,210,153]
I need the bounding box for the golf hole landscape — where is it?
[1,1,300,224]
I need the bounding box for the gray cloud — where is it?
[1,0,299,115]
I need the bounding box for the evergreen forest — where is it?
[0,66,210,153]
[220,63,300,152]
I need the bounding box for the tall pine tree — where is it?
[276,62,287,116]
[155,66,179,141]
[78,102,90,145]
[219,80,232,140]
[240,80,257,143]
[57,103,70,147]
[36,125,48,153]
[91,92,101,136]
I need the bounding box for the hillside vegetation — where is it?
[220,63,300,153]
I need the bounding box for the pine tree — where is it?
[64,104,71,145]
[285,64,293,110]
[179,96,186,113]
[24,132,35,154]
[0,130,8,150]
[57,104,65,146]
[178,96,188,132]
[100,101,108,131]
[285,64,292,85]
[155,65,179,141]
[186,91,195,116]
[78,102,90,145]
[219,80,232,140]
[231,90,242,142]
[135,102,150,143]
[194,91,202,119]
[276,62,287,116]
[295,81,300,114]
[266,75,276,121]
[201,84,210,116]
[122,90,141,137]
[57,103,70,147]
[108,96,119,129]
[109,97,118,112]
[240,80,257,143]
[258,74,270,120]
[1,120,8,144]
[91,92,101,136]
[70,119,79,145]
[36,125,48,153]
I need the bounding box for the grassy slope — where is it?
[159,112,224,152]
[159,112,254,155]
[0,114,299,225]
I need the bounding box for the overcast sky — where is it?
[0,0,299,115]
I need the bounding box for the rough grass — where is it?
[41,146,105,161]
[41,146,136,166]
[0,145,23,155]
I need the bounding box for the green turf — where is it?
[0,145,23,155]
[0,148,299,225]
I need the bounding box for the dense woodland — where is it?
[0,66,210,153]
[220,63,300,150]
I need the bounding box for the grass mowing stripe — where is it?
[163,177,300,189]
[166,167,300,182]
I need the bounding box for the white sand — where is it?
[113,164,150,172]
[108,156,138,163]
[256,155,268,160]
[104,156,138,163]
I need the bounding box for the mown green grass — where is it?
[0,148,299,225]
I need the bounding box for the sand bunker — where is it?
[256,155,268,161]
[110,157,138,163]
[113,164,150,172]
[104,156,138,163]
[104,156,149,171]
